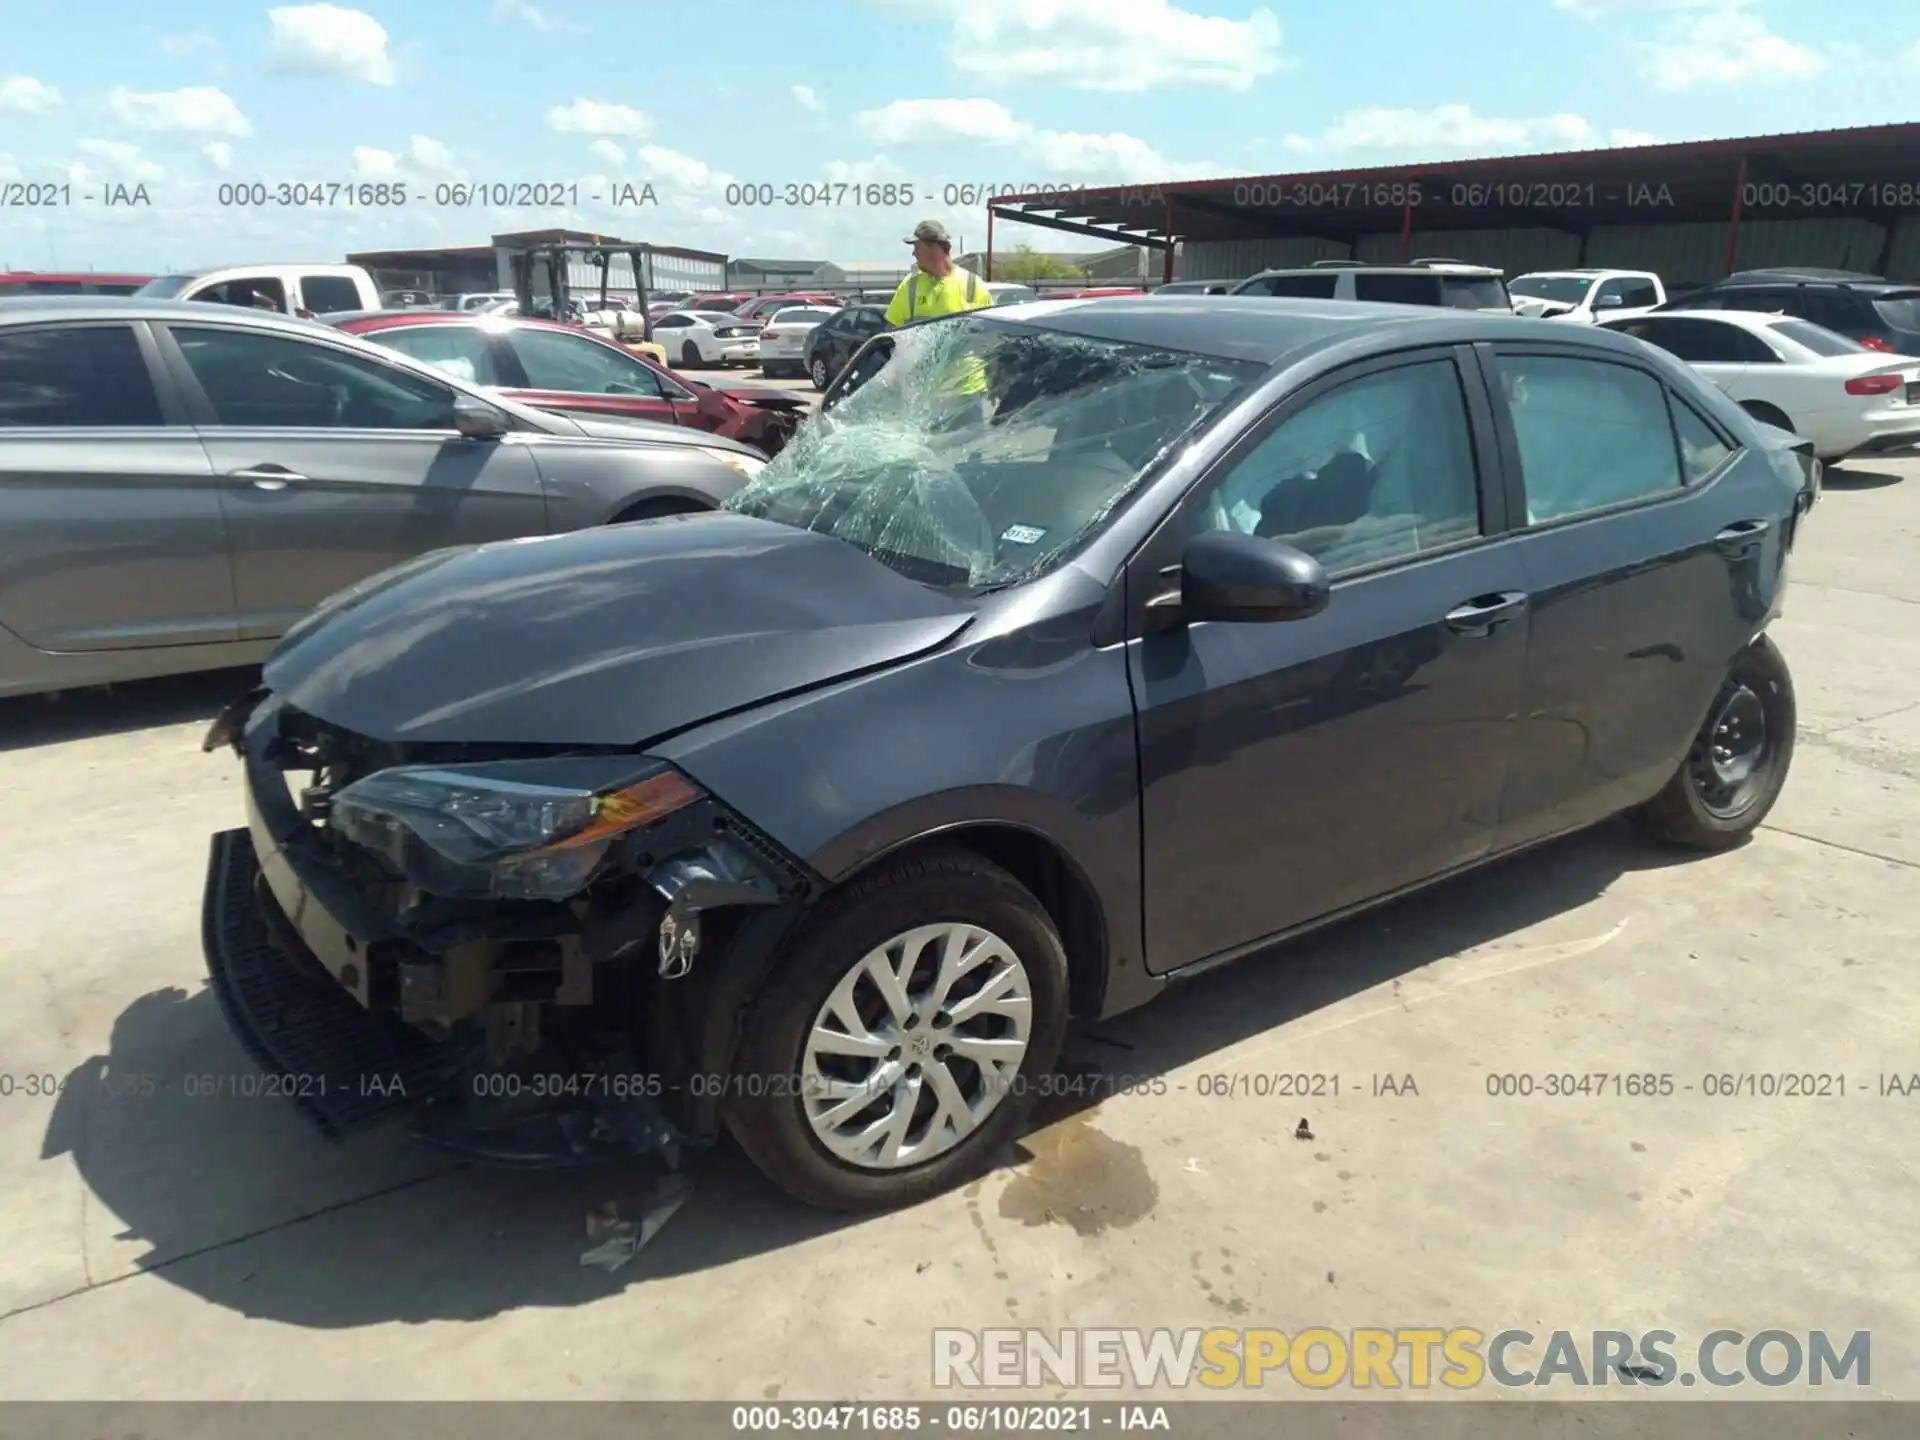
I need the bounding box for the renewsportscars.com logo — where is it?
[932,1328,1872,1391]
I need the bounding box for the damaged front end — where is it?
[200,690,821,1167]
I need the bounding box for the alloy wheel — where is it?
[800,923,1032,1170]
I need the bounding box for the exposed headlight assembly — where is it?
[330,756,704,902]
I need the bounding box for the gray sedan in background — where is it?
[0,297,767,699]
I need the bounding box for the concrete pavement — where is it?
[0,456,1914,1400]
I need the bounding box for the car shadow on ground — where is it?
[1821,464,1905,490]
[46,817,1704,1328]
[0,668,258,753]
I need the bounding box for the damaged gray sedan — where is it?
[203,298,1813,1209]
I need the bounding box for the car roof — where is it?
[1246,263,1502,279]
[1607,308,1799,334]
[1712,269,1899,289]
[0,293,346,331]
[978,295,1626,367]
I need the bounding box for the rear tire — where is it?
[680,340,703,370]
[726,850,1071,1211]
[1632,634,1795,850]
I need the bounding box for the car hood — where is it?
[262,512,974,746]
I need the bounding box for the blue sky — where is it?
[3,0,1917,273]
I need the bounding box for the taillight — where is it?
[1845,373,1901,396]
[1860,335,1895,352]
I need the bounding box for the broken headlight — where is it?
[329,756,703,901]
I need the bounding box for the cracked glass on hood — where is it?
[723,315,1264,593]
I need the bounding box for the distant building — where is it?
[955,245,1153,281]
[728,257,832,288]
[348,230,729,303]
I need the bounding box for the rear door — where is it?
[0,320,235,650]
[1482,343,1759,845]
[493,325,686,428]
[1608,315,1767,397]
[1128,347,1530,970]
[156,320,549,638]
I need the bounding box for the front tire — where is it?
[809,356,831,390]
[1632,634,1795,849]
[727,850,1070,1211]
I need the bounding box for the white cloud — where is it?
[823,155,912,183]
[546,98,651,136]
[635,145,735,193]
[203,140,234,170]
[856,98,1214,185]
[0,154,18,181]
[269,5,396,85]
[160,32,220,55]
[1637,3,1824,88]
[107,86,252,136]
[1554,0,1824,88]
[1283,105,1612,160]
[490,0,584,33]
[1610,128,1662,146]
[792,84,823,113]
[351,146,398,179]
[867,0,1283,91]
[349,134,463,181]
[73,139,167,183]
[0,75,62,116]
[860,98,1030,146]
[587,138,625,167]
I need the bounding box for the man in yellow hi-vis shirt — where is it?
[885,218,994,325]
[886,219,994,419]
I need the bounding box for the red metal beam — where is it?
[1724,154,1749,275]
[1400,200,1415,262]
[1163,198,1176,283]
[985,206,994,281]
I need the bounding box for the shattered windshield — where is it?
[723,316,1264,593]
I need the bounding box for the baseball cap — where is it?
[905,219,952,246]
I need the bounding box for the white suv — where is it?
[1232,259,1512,312]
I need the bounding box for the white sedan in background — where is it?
[1603,309,1920,462]
[755,305,840,378]
[650,309,763,369]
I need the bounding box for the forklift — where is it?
[504,234,669,366]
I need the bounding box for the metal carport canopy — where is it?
[986,122,1920,255]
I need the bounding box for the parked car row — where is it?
[185,293,1818,1212]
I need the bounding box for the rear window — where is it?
[1353,272,1440,305]
[302,276,365,314]
[1771,320,1864,356]
[1872,295,1920,332]
[1440,276,1510,310]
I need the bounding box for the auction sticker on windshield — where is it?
[1001,525,1047,545]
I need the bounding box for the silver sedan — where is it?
[0,296,767,699]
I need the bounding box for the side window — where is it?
[1242,274,1339,298]
[368,325,502,386]
[1669,395,1734,484]
[653,315,689,329]
[1495,355,1681,522]
[1627,318,1751,364]
[171,325,458,430]
[1189,359,1481,573]
[854,310,887,335]
[1717,286,1794,315]
[1735,327,1786,362]
[300,275,365,315]
[1353,272,1442,305]
[1618,279,1660,308]
[507,328,663,396]
[1795,287,1863,335]
[194,277,288,312]
[0,325,164,427]
[1593,279,1628,309]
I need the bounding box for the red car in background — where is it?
[682,292,755,312]
[734,291,842,323]
[0,271,154,295]
[329,311,809,456]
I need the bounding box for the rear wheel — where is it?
[608,496,707,525]
[681,340,703,369]
[1632,634,1795,849]
[726,850,1070,1211]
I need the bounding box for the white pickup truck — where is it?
[1508,269,1666,323]
[134,263,383,318]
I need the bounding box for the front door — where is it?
[1483,344,1759,846]
[0,320,236,651]
[1129,348,1529,972]
[158,321,549,639]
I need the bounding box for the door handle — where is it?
[1714,519,1770,557]
[229,466,307,490]
[1445,591,1529,637]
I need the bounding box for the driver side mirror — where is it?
[1595,293,1624,308]
[451,394,509,439]
[1152,530,1330,627]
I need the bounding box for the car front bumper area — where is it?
[201,693,819,1167]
